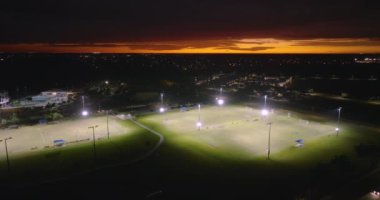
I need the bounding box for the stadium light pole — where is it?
[81,96,88,116]
[264,95,267,108]
[261,95,269,117]
[196,104,202,130]
[0,137,12,173]
[159,93,165,113]
[336,107,342,136]
[267,122,272,160]
[161,93,163,106]
[217,87,225,106]
[82,96,85,110]
[106,110,110,139]
[88,125,99,163]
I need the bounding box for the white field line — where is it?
[129,119,164,158]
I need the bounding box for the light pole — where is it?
[267,122,272,160]
[106,110,110,139]
[261,95,269,117]
[0,137,12,173]
[336,107,342,136]
[264,95,267,108]
[88,125,98,163]
[217,87,225,106]
[81,96,88,116]
[196,104,202,130]
[82,96,85,110]
[159,93,165,113]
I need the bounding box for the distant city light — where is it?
[82,110,89,116]
[105,80,109,85]
[217,99,224,105]
[261,109,269,116]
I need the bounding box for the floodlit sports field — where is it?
[0,116,133,156]
[141,105,336,156]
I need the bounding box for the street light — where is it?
[88,125,98,163]
[196,104,202,130]
[267,122,272,160]
[336,107,342,136]
[0,137,12,173]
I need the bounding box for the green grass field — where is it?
[0,116,159,182]
[139,105,336,159]
[134,105,380,198]
[1,105,379,199]
[0,116,132,155]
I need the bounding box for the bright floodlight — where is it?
[159,107,165,113]
[82,110,89,116]
[217,99,224,105]
[335,127,340,131]
[196,121,202,128]
[261,109,269,116]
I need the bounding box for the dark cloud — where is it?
[46,40,242,51]
[218,46,276,52]
[291,39,380,46]
[0,0,379,44]
[48,43,129,48]
[126,44,188,51]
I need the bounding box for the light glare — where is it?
[82,110,89,116]
[217,99,224,105]
[196,121,202,128]
[159,107,165,113]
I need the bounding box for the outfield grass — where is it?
[139,105,336,159]
[0,119,159,183]
[1,105,379,199]
[135,105,380,198]
[0,116,132,154]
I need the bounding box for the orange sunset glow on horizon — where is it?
[1,38,380,54]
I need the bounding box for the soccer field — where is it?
[0,116,134,157]
[140,105,336,156]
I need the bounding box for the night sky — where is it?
[1,0,380,53]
